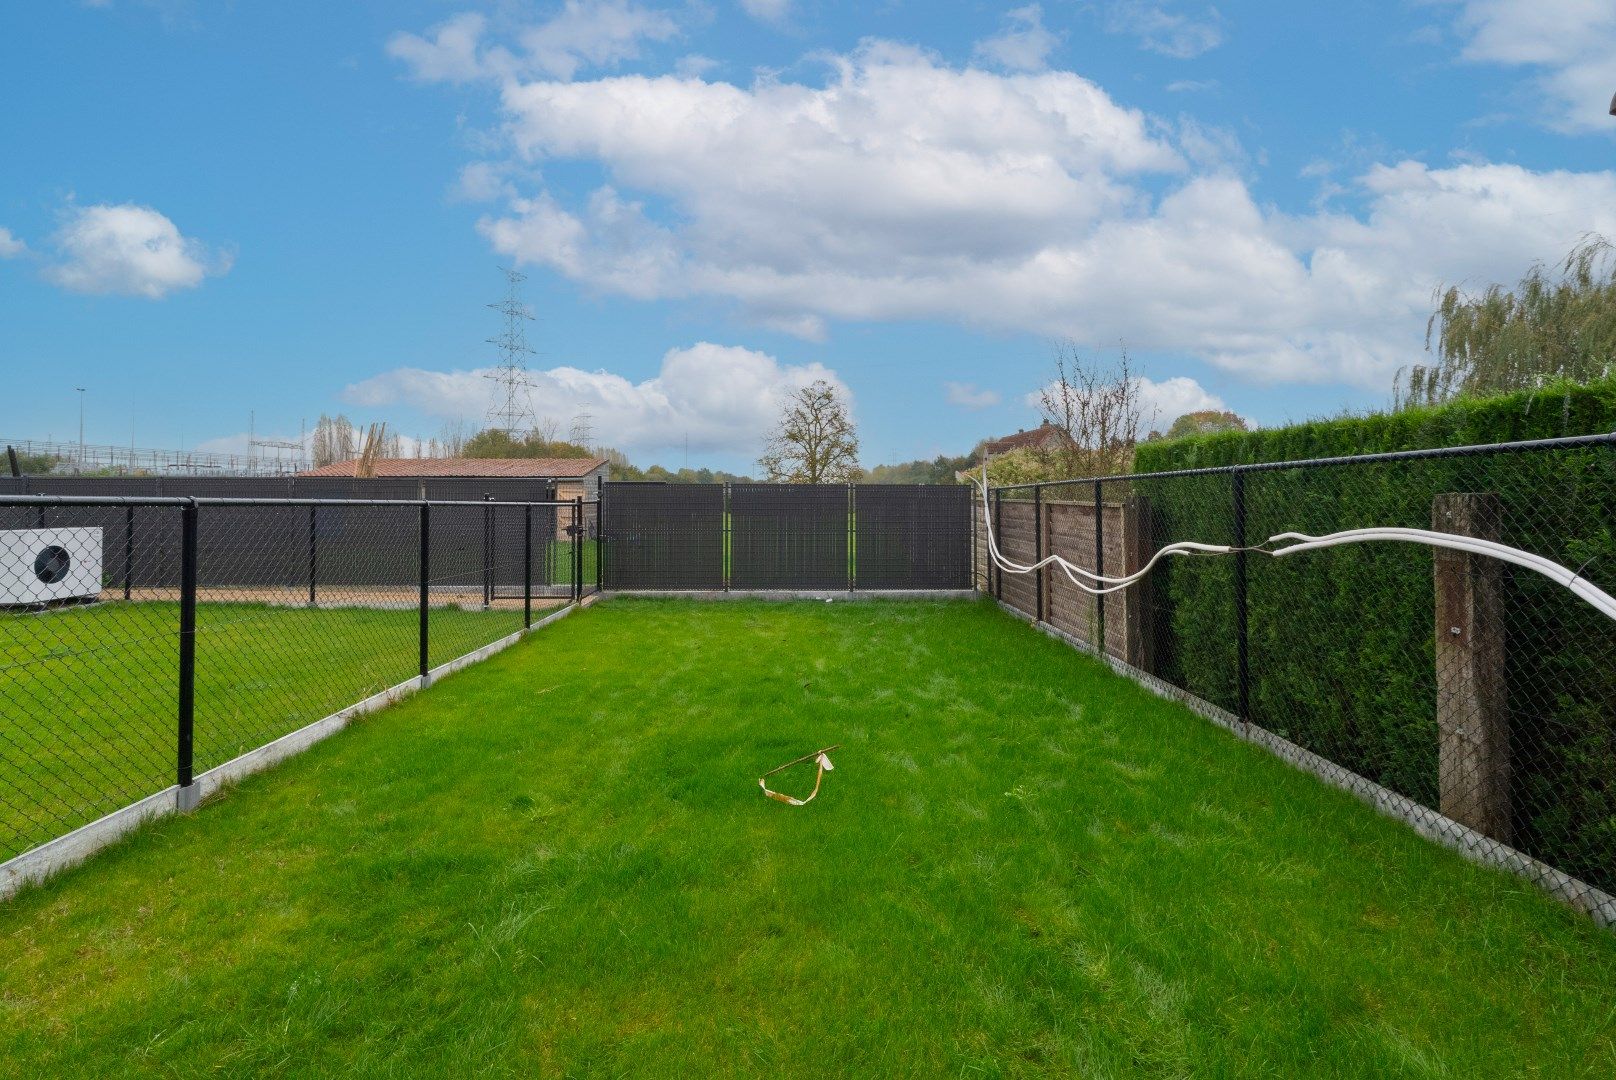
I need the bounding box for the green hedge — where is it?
[1132,380,1616,891]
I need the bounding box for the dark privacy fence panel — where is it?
[601,483,726,590]
[0,478,562,592]
[599,482,971,591]
[854,485,973,590]
[729,483,850,590]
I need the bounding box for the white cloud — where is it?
[675,54,719,78]
[973,4,1061,73]
[483,40,1181,326]
[1165,78,1217,93]
[1105,1,1224,59]
[739,0,791,26]
[1446,0,1616,133]
[402,33,1616,390]
[454,161,516,202]
[44,203,228,299]
[0,227,25,258]
[1022,374,1224,430]
[945,382,1001,409]
[1133,375,1224,426]
[388,2,679,84]
[388,12,489,83]
[522,0,679,80]
[341,342,845,456]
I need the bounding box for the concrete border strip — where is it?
[0,598,586,901]
[995,598,1616,928]
[606,589,975,601]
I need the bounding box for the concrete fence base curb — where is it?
[604,589,976,601]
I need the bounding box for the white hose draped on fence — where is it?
[975,475,1616,623]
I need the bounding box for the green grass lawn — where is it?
[546,538,598,588]
[0,600,520,862]
[2,599,1613,1077]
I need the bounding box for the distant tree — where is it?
[461,428,595,459]
[1035,343,1152,476]
[8,449,60,475]
[758,381,861,483]
[863,452,977,485]
[434,419,471,457]
[599,447,641,480]
[1397,234,1616,407]
[311,414,357,467]
[976,448,1069,487]
[1164,410,1248,440]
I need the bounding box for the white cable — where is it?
[1268,528,1616,623]
[976,474,1234,596]
[976,474,1616,622]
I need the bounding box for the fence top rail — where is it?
[988,430,1616,493]
[0,494,599,510]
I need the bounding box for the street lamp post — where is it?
[75,387,86,474]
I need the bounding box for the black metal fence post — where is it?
[122,505,134,601]
[1034,484,1043,622]
[1232,468,1250,723]
[572,496,583,601]
[176,499,199,797]
[523,503,533,628]
[963,488,976,591]
[848,484,856,593]
[1093,479,1105,654]
[307,505,318,606]
[482,493,494,609]
[594,498,603,594]
[418,502,430,679]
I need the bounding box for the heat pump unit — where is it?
[0,527,104,605]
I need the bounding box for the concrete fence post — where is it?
[1433,492,1510,843]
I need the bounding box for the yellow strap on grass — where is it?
[758,745,839,806]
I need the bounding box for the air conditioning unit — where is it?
[0,527,104,605]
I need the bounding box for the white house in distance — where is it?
[978,422,1072,462]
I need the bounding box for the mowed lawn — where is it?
[0,600,523,860]
[2,600,1614,1077]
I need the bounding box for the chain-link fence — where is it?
[0,494,598,874]
[980,433,1616,917]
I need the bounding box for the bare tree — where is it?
[758,380,861,483]
[1036,343,1154,476]
[310,414,357,467]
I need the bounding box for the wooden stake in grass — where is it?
[759,745,839,806]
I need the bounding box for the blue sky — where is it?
[2,1,1613,471]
